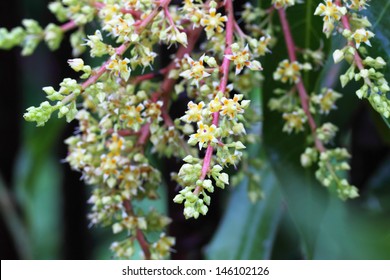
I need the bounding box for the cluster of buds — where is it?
[2,0,389,259]
[315,0,390,118]
[174,91,250,218]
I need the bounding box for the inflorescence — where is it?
[1,0,388,259]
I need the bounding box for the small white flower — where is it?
[68,58,84,72]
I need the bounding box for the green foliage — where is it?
[206,163,282,259]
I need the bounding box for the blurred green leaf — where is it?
[14,149,63,259]
[314,197,390,259]
[365,0,390,55]
[364,156,390,213]
[205,163,282,259]
[13,119,64,259]
[0,175,32,259]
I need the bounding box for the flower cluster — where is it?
[226,44,262,75]
[4,0,270,258]
[273,60,311,84]
[174,90,251,218]
[200,1,227,39]
[315,0,390,118]
[315,0,347,37]
[3,0,389,259]
[311,88,342,114]
[272,0,298,9]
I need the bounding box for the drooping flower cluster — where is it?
[315,0,390,118]
[174,90,251,218]
[267,0,372,199]
[2,0,389,260]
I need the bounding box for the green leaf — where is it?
[205,164,282,259]
[369,11,390,46]
[14,150,63,259]
[13,119,64,259]
[314,157,390,259]
[0,175,32,259]
[314,197,390,259]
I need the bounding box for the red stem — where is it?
[107,128,140,137]
[121,8,142,19]
[61,1,169,105]
[134,27,203,146]
[123,200,151,260]
[160,27,203,123]
[137,123,151,146]
[194,0,234,195]
[278,9,297,62]
[164,6,179,32]
[278,8,325,152]
[60,20,77,32]
[336,0,369,79]
[130,67,169,85]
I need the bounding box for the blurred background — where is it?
[1,0,390,260]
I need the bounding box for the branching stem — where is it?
[278,8,325,153]
[62,0,171,105]
[194,0,234,196]
[123,200,151,259]
[336,0,372,87]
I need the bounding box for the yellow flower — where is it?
[100,154,119,178]
[220,150,242,167]
[181,101,205,123]
[208,96,222,113]
[256,35,272,56]
[221,94,244,119]
[98,4,120,23]
[106,55,131,81]
[347,0,369,10]
[189,122,218,149]
[352,28,374,48]
[314,0,347,36]
[272,0,297,9]
[273,59,303,84]
[225,44,262,75]
[143,100,163,121]
[180,54,210,87]
[311,88,342,114]
[119,166,141,197]
[210,82,233,98]
[107,133,124,156]
[200,7,227,39]
[314,0,346,22]
[282,110,307,133]
[120,104,144,130]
